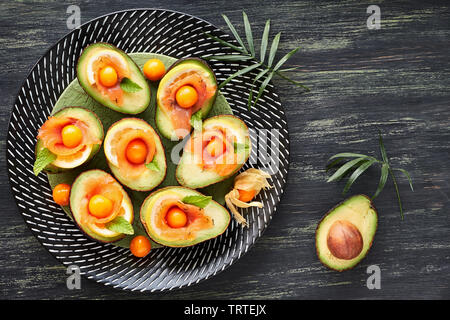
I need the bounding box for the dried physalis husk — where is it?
[225,168,272,226]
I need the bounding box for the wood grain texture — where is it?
[0,0,449,299]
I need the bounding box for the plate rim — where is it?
[6,7,291,293]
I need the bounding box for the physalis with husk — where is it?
[225,168,272,226]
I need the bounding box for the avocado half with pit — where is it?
[103,118,166,191]
[140,186,230,247]
[316,195,378,271]
[176,115,251,189]
[156,58,218,140]
[35,107,103,173]
[77,43,151,114]
[70,169,134,243]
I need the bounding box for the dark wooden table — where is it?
[1,0,449,300]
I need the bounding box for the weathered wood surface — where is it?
[0,0,449,299]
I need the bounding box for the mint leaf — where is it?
[233,142,250,153]
[190,110,203,131]
[120,78,142,93]
[145,157,159,171]
[182,195,212,208]
[105,216,134,235]
[33,147,57,176]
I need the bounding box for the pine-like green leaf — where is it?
[279,66,300,72]
[205,55,253,62]
[379,131,389,163]
[218,62,261,90]
[222,14,248,54]
[248,69,270,109]
[327,157,368,183]
[343,159,377,195]
[252,70,275,107]
[268,32,281,67]
[273,47,300,72]
[326,157,345,172]
[329,152,374,161]
[242,12,255,57]
[260,19,271,63]
[395,168,414,192]
[275,71,310,91]
[389,168,404,219]
[204,32,245,53]
[372,163,389,199]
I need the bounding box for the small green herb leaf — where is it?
[145,157,159,172]
[190,110,203,131]
[233,142,250,153]
[105,216,134,235]
[120,78,142,93]
[33,148,57,176]
[182,195,212,208]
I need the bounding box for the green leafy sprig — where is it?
[326,132,414,219]
[204,12,309,109]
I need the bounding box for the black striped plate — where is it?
[6,9,290,292]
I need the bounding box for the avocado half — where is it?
[35,107,103,173]
[77,43,151,114]
[176,115,251,189]
[140,186,230,247]
[315,195,378,271]
[155,58,218,140]
[70,169,134,243]
[103,118,167,191]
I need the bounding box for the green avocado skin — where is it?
[315,194,378,272]
[77,43,151,114]
[155,58,218,140]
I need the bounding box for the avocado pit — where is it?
[326,220,363,260]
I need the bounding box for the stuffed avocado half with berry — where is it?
[176,115,251,189]
[140,186,230,247]
[316,195,378,271]
[103,118,167,192]
[34,107,103,174]
[155,58,218,140]
[70,169,134,243]
[77,43,151,114]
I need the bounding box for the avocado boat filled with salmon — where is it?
[176,115,251,189]
[35,107,103,173]
[70,170,134,243]
[77,43,151,114]
[104,118,167,191]
[140,186,230,247]
[156,58,218,140]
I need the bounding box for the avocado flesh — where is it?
[140,186,230,247]
[36,107,103,173]
[104,118,167,191]
[316,195,378,271]
[70,170,134,243]
[176,115,251,189]
[156,58,217,140]
[77,43,151,114]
